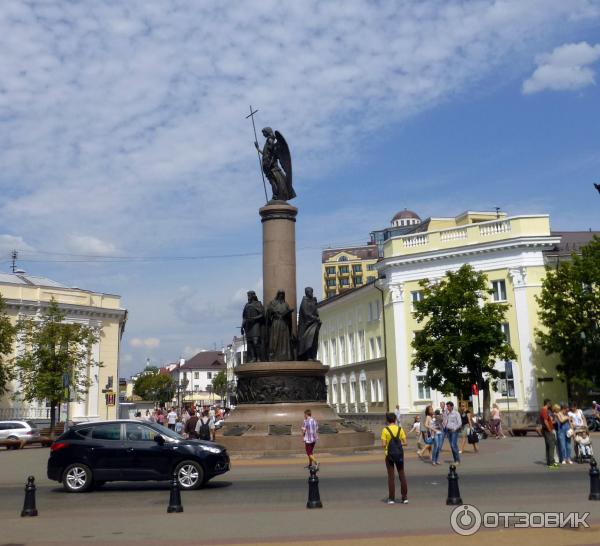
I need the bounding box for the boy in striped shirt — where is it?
[302,409,319,470]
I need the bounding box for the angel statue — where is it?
[255,127,296,202]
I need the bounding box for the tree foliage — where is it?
[13,299,101,430]
[212,370,227,401]
[536,236,600,397]
[0,295,16,396]
[133,368,175,404]
[411,265,515,413]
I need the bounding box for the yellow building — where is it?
[321,244,379,299]
[319,210,569,423]
[319,283,387,418]
[0,272,127,422]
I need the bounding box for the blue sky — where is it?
[0,1,599,376]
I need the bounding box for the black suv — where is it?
[47,420,230,492]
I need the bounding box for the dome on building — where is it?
[391,208,421,228]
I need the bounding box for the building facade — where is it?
[319,211,572,424]
[370,209,422,257]
[0,273,127,422]
[318,283,388,422]
[321,245,379,299]
[170,351,226,407]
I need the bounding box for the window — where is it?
[331,380,338,403]
[501,323,511,344]
[327,279,336,287]
[358,330,365,361]
[326,266,335,275]
[207,372,212,379]
[370,379,377,402]
[376,336,383,357]
[411,290,424,311]
[369,338,376,359]
[368,300,380,321]
[340,278,349,286]
[340,381,347,403]
[355,276,363,285]
[416,375,431,400]
[331,339,337,366]
[347,333,355,363]
[194,372,199,379]
[338,255,348,262]
[91,423,121,441]
[339,265,349,274]
[125,423,157,442]
[499,361,516,397]
[194,385,199,392]
[73,427,92,439]
[367,276,376,283]
[349,379,356,403]
[359,378,367,402]
[492,280,507,302]
[327,291,336,298]
[367,263,376,271]
[353,264,362,273]
[339,336,346,365]
[377,379,384,402]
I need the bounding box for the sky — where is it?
[0,0,599,377]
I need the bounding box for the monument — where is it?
[219,115,374,453]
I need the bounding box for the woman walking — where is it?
[430,408,444,465]
[418,406,434,460]
[555,404,573,464]
[491,403,506,439]
[459,403,479,453]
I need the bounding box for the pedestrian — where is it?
[143,410,153,422]
[195,410,213,441]
[540,399,559,468]
[409,415,422,454]
[394,404,402,426]
[568,402,586,429]
[156,410,166,426]
[430,409,444,465]
[418,405,434,460]
[381,412,408,504]
[460,404,479,454]
[167,407,178,430]
[302,409,319,469]
[555,404,573,464]
[185,410,199,439]
[175,418,184,436]
[490,403,505,439]
[443,401,462,464]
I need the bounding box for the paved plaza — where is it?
[1,434,599,545]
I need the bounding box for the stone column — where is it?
[259,201,298,332]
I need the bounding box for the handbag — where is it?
[467,431,479,444]
[566,428,574,438]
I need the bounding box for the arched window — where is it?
[338,255,348,262]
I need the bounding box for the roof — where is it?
[180,351,225,370]
[546,231,600,257]
[392,209,420,221]
[322,245,378,262]
[0,272,68,288]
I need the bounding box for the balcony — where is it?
[384,215,552,258]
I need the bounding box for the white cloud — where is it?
[68,235,117,255]
[121,354,133,363]
[0,234,35,257]
[182,346,204,359]
[523,41,600,94]
[129,337,160,349]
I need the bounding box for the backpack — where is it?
[197,418,211,441]
[386,426,404,464]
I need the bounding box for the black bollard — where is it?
[589,457,600,501]
[306,465,323,509]
[21,476,38,517]
[446,464,463,505]
[167,472,184,513]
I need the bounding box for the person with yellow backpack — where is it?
[381,412,408,505]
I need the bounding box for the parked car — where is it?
[0,420,41,448]
[47,420,230,492]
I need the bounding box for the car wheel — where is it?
[6,436,19,450]
[175,460,204,490]
[63,463,93,493]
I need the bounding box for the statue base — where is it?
[219,361,375,454]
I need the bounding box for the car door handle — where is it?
[127,447,135,452]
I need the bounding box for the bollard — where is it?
[167,472,184,513]
[589,457,600,501]
[306,465,323,509]
[21,476,38,517]
[446,464,463,505]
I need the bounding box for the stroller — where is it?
[573,427,594,463]
[470,417,488,441]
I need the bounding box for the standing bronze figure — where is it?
[266,290,294,361]
[241,291,265,363]
[255,128,296,202]
[297,287,321,361]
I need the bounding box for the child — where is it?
[409,416,423,452]
[576,430,592,458]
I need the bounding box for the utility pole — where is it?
[11,250,17,273]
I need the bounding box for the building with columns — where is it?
[0,272,127,422]
[319,210,569,424]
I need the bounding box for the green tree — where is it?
[133,368,175,404]
[536,236,600,399]
[14,299,101,432]
[212,370,227,402]
[411,264,516,418]
[0,295,16,396]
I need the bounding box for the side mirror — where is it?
[154,434,165,446]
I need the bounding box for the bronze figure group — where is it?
[240,287,321,363]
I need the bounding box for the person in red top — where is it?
[540,399,558,468]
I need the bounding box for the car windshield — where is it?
[150,423,182,440]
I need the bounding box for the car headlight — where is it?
[199,445,222,454]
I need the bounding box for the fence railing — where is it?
[0,407,53,420]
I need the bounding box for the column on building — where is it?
[388,281,411,413]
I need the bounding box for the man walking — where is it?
[444,401,462,464]
[185,410,199,439]
[302,409,319,470]
[167,407,178,430]
[381,412,408,504]
[540,399,559,468]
